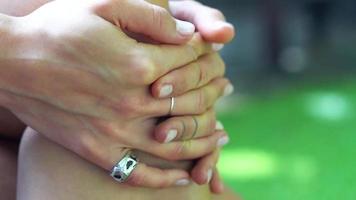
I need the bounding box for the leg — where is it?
[18,128,240,200]
[17,128,212,200]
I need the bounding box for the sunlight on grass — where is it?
[218,149,318,184]
[218,79,356,199]
[286,156,318,184]
[305,92,351,121]
[218,149,278,180]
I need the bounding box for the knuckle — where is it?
[113,97,146,118]
[151,6,170,31]
[130,54,157,85]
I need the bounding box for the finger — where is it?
[150,78,233,116]
[138,34,214,80]
[191,149,220,185]
[96,147,191,188]
[151,53,226,98]
[210,168,225,194]
[154,109,217,143]
[125,162,191,188]
[170,1,235,43]
[94,0,195,44]
[146,131,229,161]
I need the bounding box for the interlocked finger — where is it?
[150,78,233,117]
[144,130,229,161]
[154,108,216,143]
[151,53,226,98]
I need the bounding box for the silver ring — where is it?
[190,116,199,140]
[110,151,138,183]
[169,97,175,115]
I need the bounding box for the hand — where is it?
[169,0,235,44]
[0,0,230,188]
[149,0,236,193]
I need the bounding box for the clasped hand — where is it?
[0,0,235,192]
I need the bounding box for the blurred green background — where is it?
[199,0,356,199]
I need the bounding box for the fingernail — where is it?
[176,19,195,36]
[212,43,224,51]
[215,121,224,130]
[217,136,229,147]
[164,129,177,143]
[223,84,234,97]
[207,169,213,184]
[215,21,234,30]
[159,84,173,98]
[175,178,190,186]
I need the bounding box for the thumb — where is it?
[170,1,235,44]
[94,0,195,44]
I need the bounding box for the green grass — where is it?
[217,78,356,200]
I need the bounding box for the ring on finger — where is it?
[110,150,138,183]
[189,116,199,140]
[168,97,175,115]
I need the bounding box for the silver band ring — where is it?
[190,116,199,140]
[169,97,175,115]
[110,151,138,183]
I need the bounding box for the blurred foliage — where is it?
[217,77,356,200]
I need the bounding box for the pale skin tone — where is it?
[19,128,240,200]
[0,0,239,199]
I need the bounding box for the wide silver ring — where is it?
[169,97,175,115]
[110,151,138,183]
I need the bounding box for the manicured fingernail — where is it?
[215,21,234,30]
[175,178,190,186]
[217,136,229,147]
[159,84,173,98]
[176,19,195,36]
[223,84,234,97]
[207,169,213,184]
[215,121,224,130]
[164,129,177,143]
[212,43,224,51]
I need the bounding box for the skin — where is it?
[18,128,240,200]
[0,0,232,188]
[0,0,238,198]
